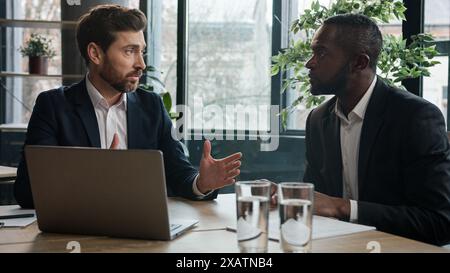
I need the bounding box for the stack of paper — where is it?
[268,215,375,241]
[227,211,375,241]
[0,205,36,228]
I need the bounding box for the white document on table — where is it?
[0,205,36,228]
[227,211,375,241]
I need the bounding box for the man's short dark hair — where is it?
[324,13,382,70]
[76,4,147,66]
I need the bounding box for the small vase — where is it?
[28,56,48,75]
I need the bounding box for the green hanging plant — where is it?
[271,0,440,128]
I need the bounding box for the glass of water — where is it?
[278,182,314,253]
[235,180,271,253]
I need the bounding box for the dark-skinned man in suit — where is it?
[301,14,450,246]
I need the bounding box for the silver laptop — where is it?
[25,145,198,240]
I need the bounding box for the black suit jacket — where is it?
[14,79,218,208]
[304,77,450,245]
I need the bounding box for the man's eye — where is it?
[315,51,326,58]
[124,49,134,55]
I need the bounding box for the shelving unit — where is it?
[0,71,83,79]
[0,13,80,171]
[0,18,76,29]
[0,15,82,123]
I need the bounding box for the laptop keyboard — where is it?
[170,223,181,231]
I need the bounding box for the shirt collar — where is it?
[85,73,127,110]
[335,76,377,122]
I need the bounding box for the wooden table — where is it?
[0,194,447,253]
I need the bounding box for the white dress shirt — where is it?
[334,76,377,222]
[85,74,206,197]
[86,74,128,149]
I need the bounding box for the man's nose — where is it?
[305,56,315,69]
[135,53,146,71]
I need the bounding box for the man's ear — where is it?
[87,42,103,65]
[352,54,370,72]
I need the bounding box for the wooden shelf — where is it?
[0,71,83,79]
[0,19,77,29]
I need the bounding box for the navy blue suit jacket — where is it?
[14,79,217,208]
[304,77,450,245]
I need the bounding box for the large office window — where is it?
[146,0,178,109]
[424,0,449,41]
[284,0,332,131]
[422,0,450,125]
[186,0,273,131]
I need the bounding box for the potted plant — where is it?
[271,0,440,128]
[19,33,56,75]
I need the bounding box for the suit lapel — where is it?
[127,92,147,149]
[321,99,343,197]
[74,79,101,148]
[358,77,388,194]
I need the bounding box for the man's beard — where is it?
[99,58,142,93]
[310,62,350,96]
[110,79,137,94]
[99,70,139,94]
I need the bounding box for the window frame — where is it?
[429,41,450,130]
[176,0,284,138]
[0,0,6,124]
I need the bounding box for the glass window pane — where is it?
[3,77,62,123]
[128,0,140,10]
[160,0,177,109]
[423,56,449,125]
[286,0,332,130]
[147,0,178,110]
[425,0,450,41]
[4,0,61,21]
[424,0,450,127]
[187,0,273,130]
[378,16,402,37]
